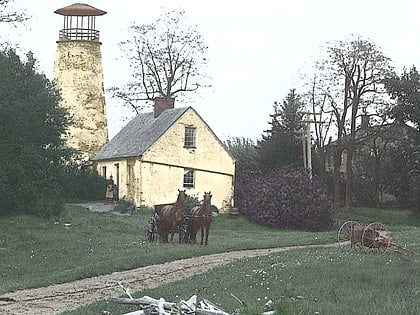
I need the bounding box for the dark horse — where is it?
[159,189,187,243]
[190,191,213,245]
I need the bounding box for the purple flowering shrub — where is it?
[237,167,334,231]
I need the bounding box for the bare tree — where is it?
[0,0,29,24]
[307,36,393,213]
[304,75,334,180]
[110,9,210,113]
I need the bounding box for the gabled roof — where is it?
[92,107,189,161]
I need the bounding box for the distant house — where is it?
[92,98,236,211]
[324,119,417,206]
[325,120,415,174]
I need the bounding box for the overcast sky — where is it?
[3,0,420,141]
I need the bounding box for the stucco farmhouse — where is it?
[92,99,236,212]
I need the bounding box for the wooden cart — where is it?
[145,206,192,243]
[337,220,414,256]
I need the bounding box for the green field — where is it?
[1,205,419,314]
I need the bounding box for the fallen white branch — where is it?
[113,292,276,315]
[111,295,175,309]
[117,281,133,300]
[121,311,146,315]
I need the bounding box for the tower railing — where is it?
[58,28,100,41]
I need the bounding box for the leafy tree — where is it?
[224,137,259,208]
[384,66,420,212]
[256,89,304,170]
[110,9,209,113]
[0,49,71,216]
[385,144,420,210]
[385,66,420,130]
[351,126,401,209]
[224,137,259,173]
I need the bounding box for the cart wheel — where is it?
[362,222,390,256]
[337,220,361,252]
[145,217,155,242]
[145,213,160,242]
[182,216,192,243]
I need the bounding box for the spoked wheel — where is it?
[182,216,192,243]
[145,213,160,242]
[362,222,390,256]
[337,220,362,252]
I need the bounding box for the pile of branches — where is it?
[105,282,276,315]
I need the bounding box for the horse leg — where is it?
[192,222,197,244]
[205,225,210,245]
[200,226,204,245]
[160,222,168,243]
[178,225,183,243]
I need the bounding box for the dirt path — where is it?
[0,243,338,315]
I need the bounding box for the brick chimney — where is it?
[154,97,175,118]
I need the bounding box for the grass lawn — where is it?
[0,204,334,294]
[1,204,419,314]
[66,245,419,315]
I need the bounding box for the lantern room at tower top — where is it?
[54,3,107,42]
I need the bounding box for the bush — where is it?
[238,167,334,231]
[114,198,137,214]
[61,165,106,202]
[185,194,200,214]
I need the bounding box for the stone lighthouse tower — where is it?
[53,3,108,160]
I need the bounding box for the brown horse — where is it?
[190,191,213,245]
[159,189,187,243]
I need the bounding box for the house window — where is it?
[183,169,195,188]
[127,164,134,183]
[184,126,196,147]
[102,166,107,179]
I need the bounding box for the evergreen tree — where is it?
[257,89,304,170]
[0,49,73,216]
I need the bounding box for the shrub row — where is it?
[238,167,334,231]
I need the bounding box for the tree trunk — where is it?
[374,157,380,211]
[318,148,327,182]
[345,142,354,215]
[333,147,343,211]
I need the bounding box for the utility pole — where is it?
[300,112,322,178]
[306,113,312,177]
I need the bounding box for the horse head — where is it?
[177,189,187,204]
[203,191,212,212]
[190,191,213,245]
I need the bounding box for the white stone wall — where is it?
[142,108,235,210]
[53,41,108,159]
[145,109,234,174]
